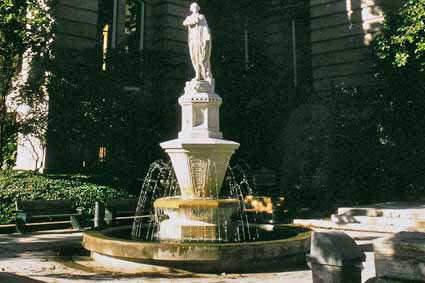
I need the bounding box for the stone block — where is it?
[338,203,425,220]
[309,231,365,266]
[56,5,98,25]
[308,231,365,283]
[312,34,375,54]
[331,214,425,231]
[373,232,425,282]
[365,277,410,283]
[313,59,377,80]
[311,20,383,42]
[310,263,362,283]
[60,0,98,11]
[312,47,372,68]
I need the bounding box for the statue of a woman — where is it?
[183,3,213,83]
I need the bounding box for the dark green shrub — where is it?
[0,170,129,224]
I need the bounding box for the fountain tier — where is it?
[160,80,239,199]
[154,197,239,242]
[160,139,239,199]
[83,225,311,273]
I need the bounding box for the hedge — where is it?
[0,170,130,224]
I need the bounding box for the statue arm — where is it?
[183,15,199,27]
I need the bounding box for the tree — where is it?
[0,0,55,168]
[376,0,425,74]
[373,0,425,200]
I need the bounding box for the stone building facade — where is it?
[11,0,99,172]
[12,0,403,172]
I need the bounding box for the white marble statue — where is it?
[183,3,213,83]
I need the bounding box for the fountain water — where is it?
[130,159,259,243]
[82,3,311,273]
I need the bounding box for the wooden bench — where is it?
[15,199,83,233]
[103,197,139,225]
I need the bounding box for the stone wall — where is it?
[265,0,312,87]
[310,0,404,94]
[55,0,98,50]
[151,0,191,80]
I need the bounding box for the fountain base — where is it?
[82,225,311,273]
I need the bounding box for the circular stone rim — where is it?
[153,197,240,209]
[82,225,311,262]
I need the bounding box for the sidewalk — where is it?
[0,228,383,283]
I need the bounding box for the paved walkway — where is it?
[0,229,385,283]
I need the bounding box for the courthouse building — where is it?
[11,0,403,172]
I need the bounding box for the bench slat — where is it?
[105,198,138,211]
[26,213,81,218]
[16,200,73,214]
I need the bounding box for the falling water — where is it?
[131,160,179,240]
[131,159,260,242]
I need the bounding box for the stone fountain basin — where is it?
[82,225,311,273]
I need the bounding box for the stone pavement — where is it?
[0,228,385,283]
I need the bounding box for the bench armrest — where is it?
[76,207,84,215]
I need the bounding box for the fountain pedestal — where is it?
[158,80,240,242]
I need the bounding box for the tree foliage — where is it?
[0,0,56,168]
[372,0,425,200]
[376,0,425,72]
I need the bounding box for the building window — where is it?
[291,19,297,87]
[102,24,109,71]
[290,13,312,88]
[112,0,118,48]
[125,0,145,52]
[244,21,249,71]
[99,146,107,163]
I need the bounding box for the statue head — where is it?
[190,2,200,13]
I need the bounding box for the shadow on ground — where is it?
[0,272,47,283]
[0,230,82,260]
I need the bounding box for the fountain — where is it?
[82,3,310,273]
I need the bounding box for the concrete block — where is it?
[373,232,425,282]
[365,277,411,283]
[294,219,402,233]
[332,214,425,231]
[309,231,365,266]
[338,203,425,220]
[308,231,365,283]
